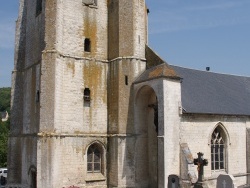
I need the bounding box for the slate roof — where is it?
[171,65,250,116]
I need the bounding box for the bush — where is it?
[0,87,10,167]
[0,88,11,113]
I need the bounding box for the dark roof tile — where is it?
[171,65,250,116]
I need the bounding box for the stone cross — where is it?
[193,152,208,182]
[222,180,227,188]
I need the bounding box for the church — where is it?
[8,0,250,187]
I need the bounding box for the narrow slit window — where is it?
[125,76,128,85]
[36,0,42,16]
[84,38,91,52]
[84,88,91,107]
[36,90,40,103]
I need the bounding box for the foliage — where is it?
[0,120,9,167]
[0,87,10,167]
[0,87,11,113]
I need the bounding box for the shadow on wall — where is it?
[122,84,158,187]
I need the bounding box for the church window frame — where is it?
[211,126,227,171]
[87,143,103,173]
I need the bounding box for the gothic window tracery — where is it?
[211,127,226,171]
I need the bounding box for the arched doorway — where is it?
[135,85,158,187]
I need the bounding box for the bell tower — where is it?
[10,0,149,187]
[107,0,148,187]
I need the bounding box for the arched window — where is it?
[87,144,102,173]
[211,127,226,171]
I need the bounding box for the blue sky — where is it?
[0,0,250,87]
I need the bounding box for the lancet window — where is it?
[211,127,226,171]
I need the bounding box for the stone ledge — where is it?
[85,173,106,182]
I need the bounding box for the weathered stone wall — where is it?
[39,55,109,186]
[108,0,146,59]
[133,78,182,188]
[162,79,182,185]
[107,1,147,187]
[180,115,249,187]
[14,0,250,188]
[37,136,107,188]
[56,0,108,60]
[108,58,146,134]
[9,0,44,186]
[38,0,110,187]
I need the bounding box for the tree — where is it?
[0,119,9,167]
[0,88,11,113]
[0,87,11,167]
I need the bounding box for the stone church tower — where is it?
[9,0,161,187]
[10,0,250,188]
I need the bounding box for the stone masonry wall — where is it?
[180,115,248,187]
[9,0,44,186]
[38,136,107,188]
[56,0,108,60]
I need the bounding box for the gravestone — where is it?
[168,175,179,188]
[216,174,237,188]
[0,176,6,185]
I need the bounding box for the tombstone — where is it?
[0,176,6,185]
[168,175,179,188]
[216,174,237,188]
